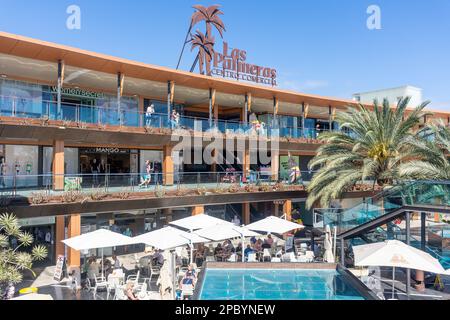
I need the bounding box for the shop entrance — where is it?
[79,148,132,187]
[60,96,95,122]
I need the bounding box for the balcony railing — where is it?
[0,171,317,200]
[0,95,329,140]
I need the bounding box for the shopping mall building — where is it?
[0,31,448,268]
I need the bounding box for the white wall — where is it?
[353,86,423,107]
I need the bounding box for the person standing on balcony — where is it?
[145,104,155,127]
[170,109,180,129]
[315,124,321,139]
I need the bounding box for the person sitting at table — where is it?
[125,282,139,300]
[87,257,100,284]
[112,254,121,269]
[179,264,197,289]
[235,243,243,260]
[152,249,164,266]
[262,234,274,249]
[253,239,263,260]
[244,244,255,260]
[194,244,205,267]
[214,243,224,261]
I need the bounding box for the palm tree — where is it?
[306,97,431,209]
[190,30,215,76]
[0,213,47,298]
[399,120,450,180]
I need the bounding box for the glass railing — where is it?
[0,95,330,140]
[318,181,450,234]
[0,170,315,199]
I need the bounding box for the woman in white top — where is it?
[145,104,155,127]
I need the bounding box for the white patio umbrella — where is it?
[323,225,334,263]
[353,240,446,299]
[195,224,259,262]
[131,226,208,251]
[246,216,304,235]
[62,228,134,277]
[170,214,233,262]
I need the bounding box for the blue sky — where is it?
[0,0,449,111]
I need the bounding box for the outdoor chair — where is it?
[136,282,152,300]
[181,284,194,300]
[305,251,315,263]
[114,286,128,300]
[106,276,121,300]
[262,249,272,262]
[205,256,215,262]
[148,264,160,281]
[127,270,140,284]
[227,253,237,262]
[93,275,108,297]
[247,253,258,262]
[271,257,281,262]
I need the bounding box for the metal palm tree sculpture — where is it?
[190,30,215,75]
[191,4,226,38]
[189,4,225,74]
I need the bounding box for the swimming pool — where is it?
[198,267,368,300]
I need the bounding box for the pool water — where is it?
[199,269,366,300]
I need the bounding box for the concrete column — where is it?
[163,145,174,186]
[56,60,65,119]
[243,203,250,225]
[209,88,216,128]
[55,215,65,261]
[192,206,205,216]
[163,208,173,223]
[283,200,292,220]
[274,203,280,217]
[243,148,250,182]
[271,150,279,181]
[167,81,175,121]
[67,214,81,268]
[52,140,65,191]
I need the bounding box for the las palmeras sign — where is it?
[189,5,277,86]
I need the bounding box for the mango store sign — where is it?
[211,42,277,86]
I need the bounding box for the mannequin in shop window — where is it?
[0,158,7,188]
[90,158,100,186]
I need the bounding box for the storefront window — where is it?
[0,79,44,118]
[2,145,39,187]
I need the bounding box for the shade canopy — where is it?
[195,224,259,241]
[246,216,304,234]
[11,293,54,300]
[131,226,209,250]
[169,214,233,231]
[62,229,134,251]
[353,240,446,274]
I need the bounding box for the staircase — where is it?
[317,181,450,268]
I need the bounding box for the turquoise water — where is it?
[199,269,366,300]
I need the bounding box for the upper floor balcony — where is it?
[0,95,331,144]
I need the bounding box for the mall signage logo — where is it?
[189,5,277,86]
[211,42,277,86]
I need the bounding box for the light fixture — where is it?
[0,74,7,78]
